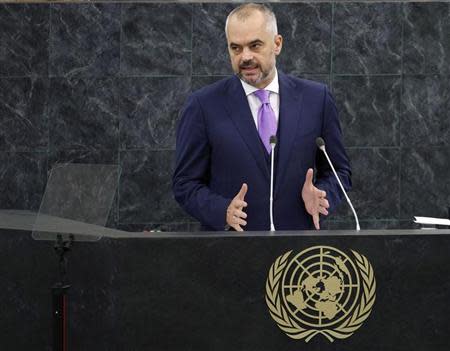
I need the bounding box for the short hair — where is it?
[225,3,278,38]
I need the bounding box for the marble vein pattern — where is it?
[0,78,49,151]
[191,75,230,92]
[300,74,330,86]
[192,3,235,76]
[333,148,400,220]
[0,2,448,233]
[333,3,402,74]
[121,4,192,76]
[400,147,450,220]
[0,152,47,210]
[0,4,49,77]
[119,150,189,224]
[404,3,450,75]
[48,78,119,151]
[49,4,120,78]
[120,77,190,149]
[402,75,450,147]
[333,75,401,147]
[274,3,331,75]
[48,149,119,167]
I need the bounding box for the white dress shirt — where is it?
[239,69,280,129]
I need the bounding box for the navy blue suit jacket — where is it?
[173,72,351,231]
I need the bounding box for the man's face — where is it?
[226,11,282,89]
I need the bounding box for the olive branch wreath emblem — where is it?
[265,249,376,342]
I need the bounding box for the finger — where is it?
[228,199,247,213]
[237,183,248,201]
[319,198,329,209]
[318,206,329,216]
[313,213,320,230]
[316,189,326,198]
[305,168,314,186]
[231,213,247,225]
[235,218,247,226]
[233,223,244,232]
[234,209,247,219]
[233,200,248,209]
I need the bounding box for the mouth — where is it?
[240,66,259,75]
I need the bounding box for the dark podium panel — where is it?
[1,229,450,351]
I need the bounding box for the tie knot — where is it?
[254,89,270,104]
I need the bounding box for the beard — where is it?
[237,60,272,87]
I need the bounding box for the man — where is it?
[173,3,351,231]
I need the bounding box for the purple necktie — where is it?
[254,89,277,154]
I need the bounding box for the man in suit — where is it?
[173,3,351,231]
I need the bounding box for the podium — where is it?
[1,228,450,350]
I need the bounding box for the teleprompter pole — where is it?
[52,234,73,351]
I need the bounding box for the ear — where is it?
[274,34,283,56]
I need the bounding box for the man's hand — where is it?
[301,168,329,230]
[226,183,248,231]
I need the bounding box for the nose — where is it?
[241,47,253,61]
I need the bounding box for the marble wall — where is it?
[0,2,449,232]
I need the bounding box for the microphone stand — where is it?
[269,136,277,231]
[316,137,360,231]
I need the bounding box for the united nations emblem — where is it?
[265,246,376,342]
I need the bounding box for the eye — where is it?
[251,42,262,49]
[230,45,241,53]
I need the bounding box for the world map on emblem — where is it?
[282,246,360,327]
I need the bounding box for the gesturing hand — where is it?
[226,183,248,232]
[301,168,329,230]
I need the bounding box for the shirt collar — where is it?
[240,68,279,96]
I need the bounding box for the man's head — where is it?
[225,3,283,88]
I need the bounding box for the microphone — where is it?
[269,135,277,231]
[316,137,360,231]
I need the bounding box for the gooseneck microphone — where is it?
[316,137,360,231]
[269,135,277,231]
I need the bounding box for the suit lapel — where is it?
[224,76,270,179]
[275,72,304,197]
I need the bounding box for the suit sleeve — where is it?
[314,86,352,215]
[172,94,231,230]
